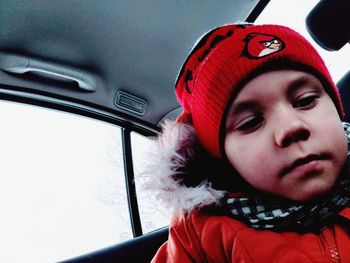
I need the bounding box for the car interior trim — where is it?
[122,127,143,238]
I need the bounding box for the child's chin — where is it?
[285,174,339,202]
[287,185,334,202]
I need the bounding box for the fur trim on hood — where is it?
[142,120,227,217]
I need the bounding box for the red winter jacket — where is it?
[152,208,350,263]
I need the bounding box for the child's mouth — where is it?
[281,154,329,176]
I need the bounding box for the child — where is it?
[145,23,350,262]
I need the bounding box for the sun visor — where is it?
[306,0,350,51]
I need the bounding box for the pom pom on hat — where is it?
[175,23,343,159]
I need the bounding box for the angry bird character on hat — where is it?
[242,33,285,58]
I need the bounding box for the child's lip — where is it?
[281,153,329,176]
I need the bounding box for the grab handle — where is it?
[0,53,97,92]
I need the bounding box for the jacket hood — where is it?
[142,120,227,217]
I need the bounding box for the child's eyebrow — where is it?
[229,75,320,116]
[286,75,320,97]
[229,100,258,116]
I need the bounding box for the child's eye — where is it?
[236,115,263,133]
[293,93,319,109]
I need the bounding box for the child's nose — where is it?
[274,114,310,148]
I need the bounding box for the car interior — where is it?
[0,0,349,262]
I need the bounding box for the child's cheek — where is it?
[253,152,272,174]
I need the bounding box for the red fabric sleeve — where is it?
[151,215,207,263]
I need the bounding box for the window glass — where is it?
[131,132,171,234]
[256,0,350,82]
[0,100,132,263]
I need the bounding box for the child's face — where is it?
[224,69,347,201]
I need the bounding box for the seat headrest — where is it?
[306,0,350,51]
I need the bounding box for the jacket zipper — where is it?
[320,227,340,263]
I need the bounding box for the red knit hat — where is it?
[175,23,343,159]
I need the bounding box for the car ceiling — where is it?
[0,0,267,132]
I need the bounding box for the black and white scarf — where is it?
[224,122,350,233]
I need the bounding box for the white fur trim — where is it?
[141,120,226,216]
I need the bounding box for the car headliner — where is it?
[0,0,266,133]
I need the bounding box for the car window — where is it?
[0,100,136,262]
[132,131,172,234]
